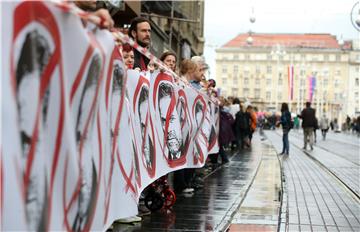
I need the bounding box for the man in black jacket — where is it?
[299,102,316,150]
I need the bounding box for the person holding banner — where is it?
[122,43,134,69]
[160,51,177,72]
[128,17,151,71]
[190,56,207,90]
[74,0,114,29]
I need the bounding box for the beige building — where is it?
[215,33,360,120]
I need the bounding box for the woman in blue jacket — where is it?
[279,103,292,155]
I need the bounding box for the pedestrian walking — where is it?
[298,102,317,150]
[319,114,329,140]
[278,103,291,155]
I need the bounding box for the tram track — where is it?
[290,131,359,167]
[273,130,360,202]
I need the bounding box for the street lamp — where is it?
[271,44,286,111]
[350,1,360,31]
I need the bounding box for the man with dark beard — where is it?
[128,17,151,71]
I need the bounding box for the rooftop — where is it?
[221,33,342,49]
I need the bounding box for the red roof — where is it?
[222,33,341,49]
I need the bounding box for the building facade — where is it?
[112,1,205,61]
[215,33,360,120]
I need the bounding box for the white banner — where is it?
[1,1,219,231]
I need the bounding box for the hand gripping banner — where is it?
[1,1,219,231]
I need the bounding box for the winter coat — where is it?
[219,110,235,146]
[299,107,316,128]
[280,111,292,129]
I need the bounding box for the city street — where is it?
[111,130,359,232]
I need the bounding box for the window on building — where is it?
[356,78,359,86]
[300,69,306,76]
[245,54,250,60]
[233,65,239,74]
[334,93,339,101]
[334,79,340,87]
[323,69,329,76]
[244,77,249,85]
[278,78,283,85]
[222,78,227,84]
[243,88,250,96]
[255,89,261,98]
[323,79,329,86]
[222,65,227,74]
[335,69,341,76]
[256,65,261,74]
[233,78,238,85]
[312,55,318,61]
[266,91,271,100]
[267,54,272,60]
[267,66,272,74]
[255,78,260,86]
[336,54,341,61]
[300,78,305,86]
[355,92,359,100]
[232,88,238,96]
[324,54,329,61]
[278,92,282,100]
[266,78,271,85]
[233,54,239,60]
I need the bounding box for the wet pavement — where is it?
[228,138,281,232]
[110,130,360,232]
[266,130,360,232]
[112,135,264,232]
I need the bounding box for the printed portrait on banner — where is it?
[192,95,207,165]
[11,1,65,230]
[128,70,155,179]
[103,48,139,220]
[72,52,102,231]
[207,100,218,152]
[176,86,192,162]
[153,72,185,167]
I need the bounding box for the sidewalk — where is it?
[227,136,281,232]
[112,133,278,231]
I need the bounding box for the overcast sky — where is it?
[204,0,360,76]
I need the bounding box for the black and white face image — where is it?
[112,63,124,95]
[15,29,51,231]
[194,101,205,160]
[110,63,125,138]
[158,83,182,160]
[208,101,217,145]
[195,101,204,131]
[138,86,154,169]
[73,53,101,231]
[76,54,101,142]
[177,96,191,157]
